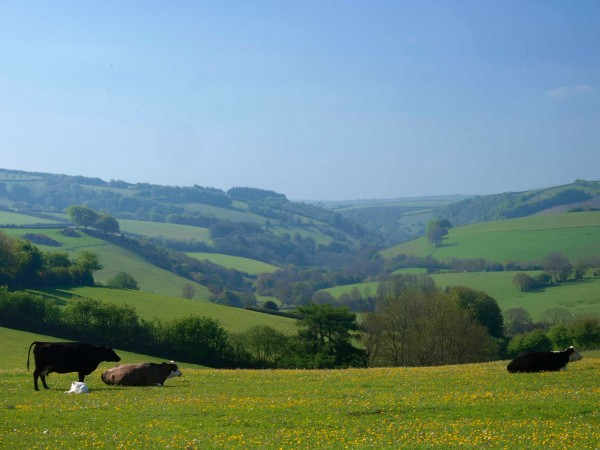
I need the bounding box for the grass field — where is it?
[0,211,62,226]
[323,272,600,321]
[34,287,299,336]
[187,252,279,275]
[118,219,212,242]
[0,226,211,299]
[1,327,599,449]
[381,212,600,262]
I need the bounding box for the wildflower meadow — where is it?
[1,352,599,449]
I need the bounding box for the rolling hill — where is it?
[381,211,600,263]
[1,167,599,325]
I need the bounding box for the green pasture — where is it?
[187,252,279,275]
[118,219,212,242]
[1,326,599,449]
[1,226,210,299]
[36,287,298,336]
[381,212,600,262]
[323,272,600,321]
[0,211,62,226]
[432,272,600,320]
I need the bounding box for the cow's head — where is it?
[102,346,121,362]
[167,361,182,379]
[567,346,583,362]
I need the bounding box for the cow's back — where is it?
[507,350,570,373]
[102,363,148,386]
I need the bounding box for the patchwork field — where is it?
[1,327,599,449]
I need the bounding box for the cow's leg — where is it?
[33,371,40,391]
[37,370,50,390]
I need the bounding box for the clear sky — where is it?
[1,1,599,200]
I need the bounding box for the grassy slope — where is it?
[0,210,62,225]
[381,212,600,262]
[2,325,598,449]
[118,218,212,242]
[187,252,279,275]
[38,287,298,336]
[1,227,211,299]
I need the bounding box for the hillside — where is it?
[322,195,469,245]
[432,180,600,227]
[0,168,375,267]
[33,287,298,335]
[381,211,600,263]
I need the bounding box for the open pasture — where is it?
[381,212,600,262]
[1,226,210,299]
[0,211,62,226]
[39,287,299,336]
[118,219,212,243]
[187,252,279,275]
[1,326,599,449]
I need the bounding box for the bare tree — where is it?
[182,283,196,299]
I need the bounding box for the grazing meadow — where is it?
[381,212,600,262]
[1,327,599,449]
[31,287,299,336]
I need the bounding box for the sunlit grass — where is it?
[2,348,598,449]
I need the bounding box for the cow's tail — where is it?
[27,341,41,372]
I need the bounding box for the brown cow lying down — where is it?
[101,361,182,386]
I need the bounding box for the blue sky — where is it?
[1,1,599,200]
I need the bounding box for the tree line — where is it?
[0,231,101,289]
[503,306,600,356]
[0,288,364,369]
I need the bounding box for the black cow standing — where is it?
[27,341,121,390]
[507,346,582,373]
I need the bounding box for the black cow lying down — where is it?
[27,341,121,390]
[507,346,582,373]
[101,361,182,386]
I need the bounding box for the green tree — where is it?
[512,272,537,292]
[448,286,505,338]
[95,213,120,234]
[426,219,451,247]
[507,329,552,357]
[232,325,289,368]
[11,239,44,287]
[107,272,139,290]
[293,303,366,368]
[70,250,103,286]
[67,205,99,229]
[161,316,231,366]
[569,318,600,349]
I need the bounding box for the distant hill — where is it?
[0,168,377,269]
[431,180,600,227]
[320,195,469,245]
[381,211,600,264]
